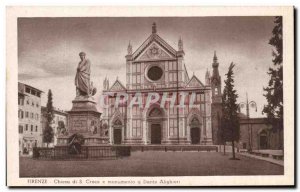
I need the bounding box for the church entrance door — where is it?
[191,127,200,144]
[151,124,161,144]
[114,128,122,144]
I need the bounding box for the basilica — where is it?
[101,23,222,145]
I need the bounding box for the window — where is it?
[132,63,141,73]
[200,94,205,101]
[132,64,136,73]
[169,61,177,71]
[169,107,177,115]
[31,113,34,119]
[32,101,34,106]
[31,89,36,96]
[19,125,23,134]
[21,111,24,119]
[132,120,141,137]
[132,106,140,116]
[36,114,39,120]
[18,97,24,105]
[108,107,115,117]
[31,125,33,132]
[169,72,177,82]
[25,111,29,118]
[136,63,141,73]
[214,87,218,95]
[147,66,163,81]
[26,100,30,105]
[35,126,38,132]
[110,97,115,106]
[169,119,178,136]
[200,103,205,113]
[25,87,30,93]
[36,92,41,98]
[196,94,201,103]
[25,124,28,131]
[132,74,141,84]
[36,102,39,107]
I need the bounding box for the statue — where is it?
[75,52,97,98]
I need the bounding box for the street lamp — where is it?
[238,93,257,152]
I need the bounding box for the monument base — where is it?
[57,97,109,146]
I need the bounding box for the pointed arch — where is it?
[144,103,166,119]
[110,109,124,126]
[187,108,202,125]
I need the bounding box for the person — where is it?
[75,52,91,97]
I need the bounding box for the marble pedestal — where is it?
[57,97,108,146]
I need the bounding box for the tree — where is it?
[222,63,240,160]
[43,89,54,147]
[218,90,230,155]
[218,115,228,155]
[262,16,283,149]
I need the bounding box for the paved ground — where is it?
[238,152,283,166]
[20,151,284,177]
[252,149,283,155]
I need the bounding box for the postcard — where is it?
[6,6,294,186]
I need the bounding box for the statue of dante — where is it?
[75,52,97,97]
[75,52,91,97]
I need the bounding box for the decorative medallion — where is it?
[138,43,171,60]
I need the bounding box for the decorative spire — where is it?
[205,68,210,78]
[103,77,107,90]
[127,41,132,55]
[212,51,219,68]
[178,36,183,51]
[107,78,109,90]
[213,50,218,63]
[152,22,157,34]
[205,69,211,85]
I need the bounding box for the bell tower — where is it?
[211,51,222,103]
[210,51,222,145]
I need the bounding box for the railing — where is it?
[130,145,218,152]
[33,146,131,160]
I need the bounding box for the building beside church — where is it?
[41,106,68,147]
[238,117,283,150]
[18,82,43,155]
[101,23,222,145]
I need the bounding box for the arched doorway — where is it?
[148,107,163,144]
[113,119,122,144]
[190,117,201,144]
[259,129,269,149]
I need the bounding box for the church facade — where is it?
[101,23,222,145]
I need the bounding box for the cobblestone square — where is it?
[20,151,283,177]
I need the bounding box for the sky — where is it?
[18,17,276,118]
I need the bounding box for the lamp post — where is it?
[238,93,257,152]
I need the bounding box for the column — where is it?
[143,120,147,144]
[109,124,113,145]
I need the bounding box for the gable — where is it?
[186,76,204,88]
[136,42,174,61]
[109,80,126,91]
[132,34,177,61]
